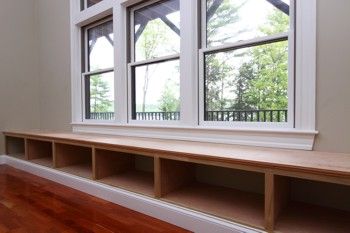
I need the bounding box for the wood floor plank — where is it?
[0,165,192,233]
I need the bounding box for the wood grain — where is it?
[0,165,191,233]
[4,131,350,180]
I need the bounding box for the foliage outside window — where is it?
[130,0,181,121]
[83,19,115,120]
[203,0,291,123]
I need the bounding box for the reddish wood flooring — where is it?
[0,165,192,233]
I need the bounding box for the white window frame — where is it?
[82,17,115,123]
[199,0,295,129]
[70,0,318,150]
[127,0,181,125]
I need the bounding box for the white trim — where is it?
[201,33,289,54]
[73,0,114,26]
[114,1,128,124]
[294,0,317,130]
[70,0,317,150]
[180,0,199,126]
[1,156,262,233]
[72,123,317,150]
[0,155,5,164]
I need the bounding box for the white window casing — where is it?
[70,0,318,150]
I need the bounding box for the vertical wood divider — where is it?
[92,146,97,180]
[265,173,290,232]
[5,136,9,155]
[24,138,28,160]
[154,156,161,198]
[52,142,57,168]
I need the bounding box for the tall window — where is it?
[83,18,115,121]
[129,0,181,121]
[202,0,292,123]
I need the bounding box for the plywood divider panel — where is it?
[54,143,92,168]
[265,173,290,232]
[27,139,53,160]
[94,148,134,180]
[5,136,25,156]
[159,159,195,197]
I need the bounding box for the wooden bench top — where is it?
[3,130,350,180]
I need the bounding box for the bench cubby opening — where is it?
[27,139,53,167]
[272,176,350,233]
[54,143,93,179]
[5,136,26,160]
[158,158,265,229]
[94,148,154,197]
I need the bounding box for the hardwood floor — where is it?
[0,165,192,233]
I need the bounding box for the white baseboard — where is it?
[0,155,5,164]
[0,155,263,233]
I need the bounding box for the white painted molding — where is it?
[72,123,317,150]
[1,155,262,233]
[0,155,5,164]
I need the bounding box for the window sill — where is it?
[71,122,318,150]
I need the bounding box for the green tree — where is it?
[137,19,171,112]
[205,0,243,111]
[239,10,289,110]
[90,75,113,113]
[158,79,180,113]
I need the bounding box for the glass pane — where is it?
[132,60,180,121]
[134,0,180,61]
[85,72,114,120]
[204,41,288,122]
[87,0,103,8]
[206,0,290,47]
[87,20,113,71]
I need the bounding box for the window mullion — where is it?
[114,2,128,124]
[180,0,199,126]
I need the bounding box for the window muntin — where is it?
[130,0,181,121]
[87,20,114,72]
[83,18,115,121]
[202,0,292,124]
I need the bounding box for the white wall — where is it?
[0,0,41,153]
[1,0,350,154]
[36,0,71,131]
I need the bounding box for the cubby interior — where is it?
[54,143,92,179]
[274,176,350,233]
[27,139,53,167]
[159,159,265,229]
[95,148,154,196]
[6,136,25,160]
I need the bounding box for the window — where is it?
[201,0,292,124]
[71,0,317,150]
[81,0,103,10]
[129,0,181,121]
[83,19,115,121]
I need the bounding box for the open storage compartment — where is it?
[271,175,350,233]
[5,136,25,160]
[94,148,154,197]
[158,158,265,229]
[27,139,53,167]
[54,143,93,179]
